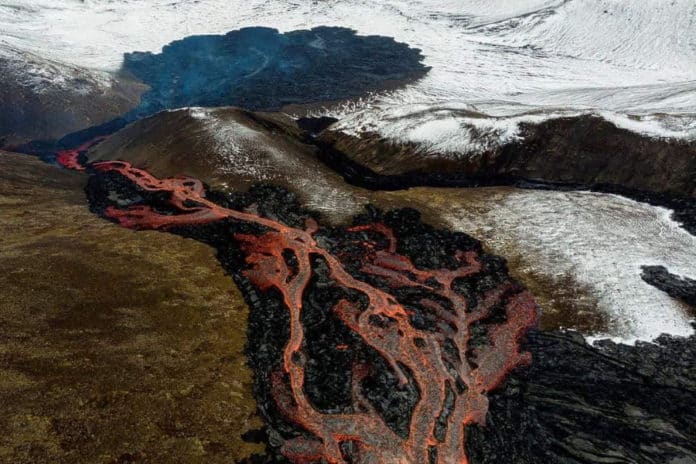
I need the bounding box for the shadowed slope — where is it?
[0,45,145,147]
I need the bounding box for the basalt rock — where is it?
[85,109,696,235]
[642,266,696,309]
[508,116,696,198]
[315,115,696,198]
[469,328,696,464]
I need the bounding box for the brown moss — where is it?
[0,151,263,463]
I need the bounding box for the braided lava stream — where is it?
[55,142,539,464]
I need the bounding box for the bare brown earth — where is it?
[0,151,263,463]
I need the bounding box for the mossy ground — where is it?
[0,152,263,463]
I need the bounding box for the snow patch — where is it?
[442,189,696,345]
[0,42,113,95]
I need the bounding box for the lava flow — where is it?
[57,147,539,464]
[54,136,108,171]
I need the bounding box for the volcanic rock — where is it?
[642,265,696,308]
[121,26,430,118]
[469,328,696,464]
[316,114,696,198]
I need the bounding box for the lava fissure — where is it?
[57,146,538,464]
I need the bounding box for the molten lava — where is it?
[55,136,107,171]
[57,146,538,464]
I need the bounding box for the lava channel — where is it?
[57,144,539,464]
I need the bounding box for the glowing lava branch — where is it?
[55,136,108,171]
[62,155,538,464]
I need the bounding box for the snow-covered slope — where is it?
[0,44,113,95]
[0,43,144,145]
[1,0,695,148]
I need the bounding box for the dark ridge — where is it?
[641,265,696,309]
[313,115,696,198]
[296,117,696,235]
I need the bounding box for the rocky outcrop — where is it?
[0,151,262,462]
[507,116,696,198]
[642,265,696,309]
[316,115,696,198]
[0,46,145,147]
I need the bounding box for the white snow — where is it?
[329,103,575,156]
[440,189,696,345]
[0,43,113,95]
[1,1,694,119]
[329,102,696,155]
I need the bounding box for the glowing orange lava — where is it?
[59,152,538,464]
[55,136,107,171]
